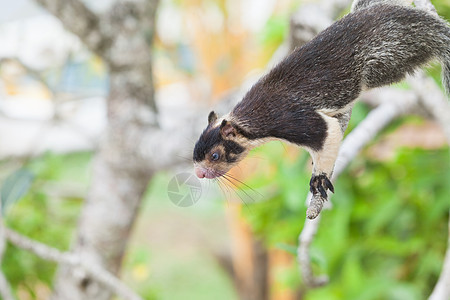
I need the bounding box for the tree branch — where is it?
[407,73,450,143]
[297,214,328,287]
[333,90,419,178]
[0,57,54,95]
[0,272,15,300]
[4,228,142,300]
[429,211,450,300]
[34,0,111,57]
[0,220,15,300]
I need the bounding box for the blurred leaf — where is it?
[1,168,34,216]
[310,246,328,271]
[275,242,297,255]
[3,152,88,297]
[386,283,421,300]
[259,15,289,47]
[365,199,403,235]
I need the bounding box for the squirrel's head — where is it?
[193,111,250,179]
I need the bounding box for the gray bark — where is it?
[32,0,159,299]
[4,228,142,300]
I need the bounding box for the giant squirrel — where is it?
[193,0,450,204]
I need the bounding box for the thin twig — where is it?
[428,210,450,300]
[34,0,110,58]
[4,228,142,300]
[0,273,15,300]
[297,214,329,287]
[0,219,16,300]
[0,57,54,95]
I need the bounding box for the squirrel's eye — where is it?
[211,152,220,161]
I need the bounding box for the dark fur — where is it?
[194,0,450,180]
[223,140,245,163]
[193,126,222,162]
[228,3,450,152]
[233,3,450,118]
[193,123,245,163]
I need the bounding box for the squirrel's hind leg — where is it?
[307,112,344,200]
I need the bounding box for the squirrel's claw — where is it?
[309,174,334,199]
[324,176,334,193]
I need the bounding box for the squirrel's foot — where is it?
[309,173,334,199]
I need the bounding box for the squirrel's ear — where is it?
[220,120,236,138]
[208,111,218,125]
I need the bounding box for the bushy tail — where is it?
[443,59,450,96]
[352,0,450,96]
[439,26,450,95]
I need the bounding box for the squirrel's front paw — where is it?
[309,174,334,199]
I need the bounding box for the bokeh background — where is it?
[1,0,450,299]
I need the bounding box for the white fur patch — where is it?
[317,101,355,117]
[308,112,343,176]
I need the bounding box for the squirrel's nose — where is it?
[195,167,206,178]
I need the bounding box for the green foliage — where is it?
[312,147,449,299]
[259,14,290,50]
[1,168,34,216]
[1,2,449,299]
[241,135,449,299]
[243,143,310,246]
[1,152,90,298]
[434,0,450,17]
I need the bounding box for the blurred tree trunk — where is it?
[226,203,269,300]
[33,1,159,299]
